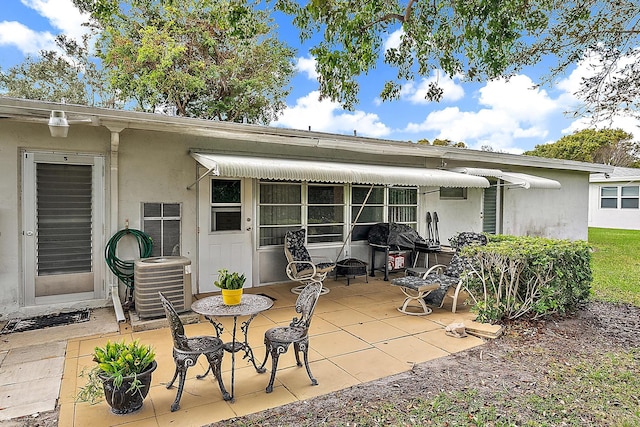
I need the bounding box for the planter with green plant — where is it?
[215,268,246,305]
[76,339,156,414]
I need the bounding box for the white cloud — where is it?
[0,0,89,55]
[272,91,391,138]
[402,75,562,153]
[296,56,318,80]
[400,71,465,104]
[384,29,403,52]
[0,21,56,54]
[21,0,89,40]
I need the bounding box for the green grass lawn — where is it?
[588,227,640,307]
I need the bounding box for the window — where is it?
[600,186,639,209]
[307,184,345,243]
[258,181,302,246]
[211,179,241,231]
[351,185,418,242]
[142,203,181,256]
[351,186,384,241]
[258,182,418,246]
[621,186,639,209]
[440,187,467,200]
[600,187,618,208]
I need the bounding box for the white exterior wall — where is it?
[420,187,483,245]
[588,181,640,230]
[0,101,602,318]
[501,170,590,240]
[0,121,110,318]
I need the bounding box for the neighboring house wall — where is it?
[589,169,640,230]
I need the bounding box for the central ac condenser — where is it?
[134,256,192,319]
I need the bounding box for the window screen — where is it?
[143,202,181,256]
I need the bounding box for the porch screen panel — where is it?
[351,186,384,241]
[259,182,302,246]
[388,187,417,227]
[307,184,345,243]
[36,163,92,276]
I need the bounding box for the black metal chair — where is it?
[284,228,335,294]
[158,292,230,411]
[258,281,323,393]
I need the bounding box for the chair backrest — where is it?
[159,292,190,351]
[284,229,312,274]
[450,232,488,250]
[289,281,322,331]
[445,232,488,278]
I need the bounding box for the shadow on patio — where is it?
[60,276,492,426]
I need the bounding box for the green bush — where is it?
[463,235,592,323]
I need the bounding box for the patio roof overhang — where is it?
[451,167,561,190]
[190,153,490,189]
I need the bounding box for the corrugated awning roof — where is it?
[191,153,489,188]
[452,167,561,189]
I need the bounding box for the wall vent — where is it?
[134,256,192,319]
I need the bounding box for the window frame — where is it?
[210,178,243,232]
[142,202,182,257]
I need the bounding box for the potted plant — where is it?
[215,269,246,305]
[76,339,156,414]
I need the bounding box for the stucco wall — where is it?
[588,181,640,230]
[0,121,110,318]
[501,169,589,240]
[0,115,595,318]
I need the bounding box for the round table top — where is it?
[191,293,274,317]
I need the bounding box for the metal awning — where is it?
[190,153,489,188]
[452,167,561,189]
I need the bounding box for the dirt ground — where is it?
[6,301,640,427]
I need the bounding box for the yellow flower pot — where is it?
[221,288,243,306]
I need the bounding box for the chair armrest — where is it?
[286,260,317,282]
[420,263,446,279]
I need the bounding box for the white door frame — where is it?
[197,176,253,293]
[22,151,105,306]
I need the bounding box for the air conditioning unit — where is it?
[134,256,192,319]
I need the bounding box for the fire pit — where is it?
[334,258,368,286]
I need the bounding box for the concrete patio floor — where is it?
[2,275,497,426]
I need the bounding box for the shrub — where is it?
[463,235,592,323]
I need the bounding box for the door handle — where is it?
[246,227,252,231]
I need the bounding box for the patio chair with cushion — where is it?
[159,292,230,411]
[284,228,335,294]
[258,281,323,393]
[391,232,488,314]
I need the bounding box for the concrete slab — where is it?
[0,378,60,421]
[0,357,64,385]
[129,310,199,332]
[2,342,66,365]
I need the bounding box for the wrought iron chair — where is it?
[158,292,230,411]
[391,232,488,314]
[284,228,335,294]
[258,281,323,393]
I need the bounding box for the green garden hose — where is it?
[104,228,153,303]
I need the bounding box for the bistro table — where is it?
[191,293,274,402]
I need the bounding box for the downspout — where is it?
[107,125,126,322]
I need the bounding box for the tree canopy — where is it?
[0,35,109,106]
[273,0,639,121]
[72,0,295,122]
[524,129,640,167]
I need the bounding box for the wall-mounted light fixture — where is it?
[48,110,69,137]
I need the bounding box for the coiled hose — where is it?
[105,228,153,304]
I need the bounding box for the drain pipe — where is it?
[107,125,127,323]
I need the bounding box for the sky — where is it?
[1,0,638,154]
